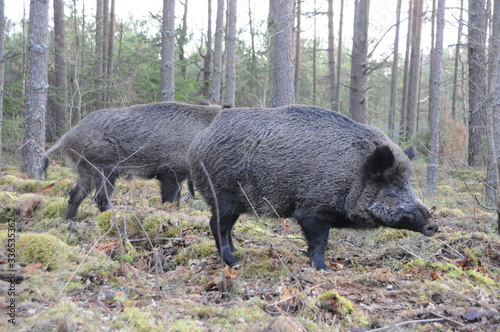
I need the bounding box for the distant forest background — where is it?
[0,0,499,216]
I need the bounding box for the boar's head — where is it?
[347,145,438,237]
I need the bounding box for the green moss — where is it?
[167,319,203,332]
[0,231,76,270]
[142,210,170,231]
[116,306,161,332]
[177,241,217,264]
[374,228,414,242]
[191,199,209,211]
[464,270,496,287]
[147,195,162,205]
[35,197,67,219]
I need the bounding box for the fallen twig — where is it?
[128,237,183,243]
[367,318,445,331]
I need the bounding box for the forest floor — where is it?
[0,159,499,332]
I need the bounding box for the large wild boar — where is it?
[43,101,223,219]
[188,105,439,270]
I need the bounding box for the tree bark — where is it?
[405,0,423,142]
[0,0,4,165]
[294,0,301,98]
[327,0,336,111]
[22,0,50,179]
[268,0,294,107]
[161,0,175,101]
[399,0,413,143]
[388,0,402,138]
[334,0,344,112]
[211,0,225,104]
[95,0,104,105]
[202,0,213,98]
[426,0,445,196]
[178,0,188,80]
[468,0,488,166]
[107,0,114,80]
[52,0,68,138]
[451,0,464,121]
[224,0,237,107]
[349,0,370,123]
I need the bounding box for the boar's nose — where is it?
[422,222,438,237]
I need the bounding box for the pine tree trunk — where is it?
[468,0,488,166]
[294,0,301,98]
[327,0,336,111]
[224,0,237,107]
[388,0,402,138]
[0,0,4,165]
[22,0,50,179]
[349,0,370,123]
[161,0,175,101]
[178,0,188,80]
[269,0,294,107]
[202,0,213,98]
[426,0,445,196]
[451,0,464,121]
[334,0,344,112]
[107,0,114,80]
[53,0,68,138]
[211,0,225,104]
[399,0,413,143]
[405,0,423,142]
[95,0,104,105]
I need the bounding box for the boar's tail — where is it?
[42,139,64,173]
[187,176,195,197]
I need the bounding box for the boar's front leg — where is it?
[296,214,331,270]
[157,172,187,203]
[209,211,240,267]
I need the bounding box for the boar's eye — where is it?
[368,146,395,180]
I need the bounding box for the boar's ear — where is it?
[403,146,416,161]
[368,146,395,180]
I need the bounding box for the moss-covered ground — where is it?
[0,161,498,331]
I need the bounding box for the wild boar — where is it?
[43,101,223,219]
[188,105,439,270]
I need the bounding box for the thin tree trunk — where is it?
[327,0,336,111]
[95,0,104,105]
[312,2,317,105]
[161,0,176,101]
[0,0,4,165]
[107,0,114,80]
[427,0,436,125]
[451,0,464,120]
[399,0,413,143]
[224,0,237,107]
[334,0,344,112]
[22,0,50,179]
[426,0,445,196]
[211,0,225,104]
[53,0,68,138]
[468,0,488,166]
[405,0,423,142]
[388,0,402,138]
[202,0,213,98]
[294,0,301,98]
[248,0,256,97]
[349,0,370,123]
[178,0,188,80]
[268,0,294,107]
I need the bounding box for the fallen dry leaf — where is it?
[24,263,43,274]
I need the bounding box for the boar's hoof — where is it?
[422,222,439,237]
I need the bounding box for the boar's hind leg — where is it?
[66,176,92,219]
[94,168,116,212]
[209,211,240,267]
[157,172,187,203]
[296,216,331,270]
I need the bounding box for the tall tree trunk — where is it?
[426,0,445,196]
[107,0,114,80]
[388,0,402,138]
[0,0,4,165]
[224,0,237,107]
[161,0,176,101]
[268,0,294,107]
[334,0,344,112]
[294,0,301,98]
[490,0,500,229]
[53,0,68,138]
[399,0,413,143]
[202,0,213,98]
[248,0,256,97]
[349,0,370,123]
[312,1,317,105]
[95,0,104,105]
[327,0,336,111]
[178,0,188,80]
[451,0,464,120]
[22,0,50,179]
[427,0,436,125]
[405,0,423,142]
[468,0,488,166]
[486,0,500,203]
[211,0,225,104]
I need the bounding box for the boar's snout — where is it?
[421,222,439,237]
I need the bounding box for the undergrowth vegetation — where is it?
[0,159,498,331]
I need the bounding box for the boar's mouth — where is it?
[421,222,438,236]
